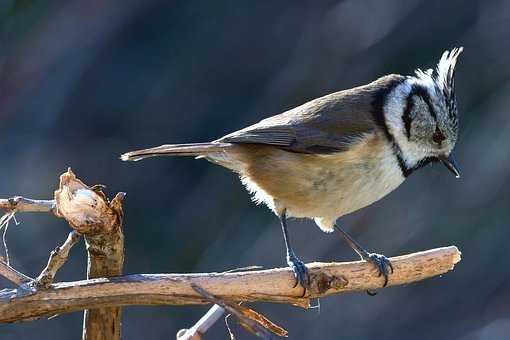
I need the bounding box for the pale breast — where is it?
[285,133,404,231]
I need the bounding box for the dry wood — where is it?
[0,196,56,213]
[34,231,82,288]
[0,171,463,339]
[0,246,461,323]
[190,284,287,339]
[176,266,264,340]
[0,259,33,286]
[0,170,126,339]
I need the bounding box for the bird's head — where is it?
[384,48,463,178]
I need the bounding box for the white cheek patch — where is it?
[383,79,431,168]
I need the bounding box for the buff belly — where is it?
[207,132,405,232]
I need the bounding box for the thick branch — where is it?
[0,246,461,323]
[82,220,124,340]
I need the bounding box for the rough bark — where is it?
[0,246,461,323]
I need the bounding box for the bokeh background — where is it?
[0,0,509,339]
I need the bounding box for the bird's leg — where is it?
[333,224,393,287]
[279,210,309,291]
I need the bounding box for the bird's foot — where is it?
[286,252,309,293]
[365,252,393,287]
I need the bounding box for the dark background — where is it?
[1,1,509,339]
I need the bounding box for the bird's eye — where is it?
[432,127,446,144]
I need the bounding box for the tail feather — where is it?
[120,142,230,161]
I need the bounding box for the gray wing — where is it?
[217,74,402,154]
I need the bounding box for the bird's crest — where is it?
[415,47,463,123]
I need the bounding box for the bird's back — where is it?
[216,74,405,154]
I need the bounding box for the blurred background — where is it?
[0,0,508,339]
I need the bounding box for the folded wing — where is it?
[217,75,403,154]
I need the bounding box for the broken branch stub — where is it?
[54,168,124,236]
[54,168,125,340]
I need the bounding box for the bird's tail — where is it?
[120,142,230,161]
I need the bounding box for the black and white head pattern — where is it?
[383,48,463,175]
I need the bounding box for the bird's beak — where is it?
[438,155,461,179]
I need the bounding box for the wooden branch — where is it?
[176,267,263,339]
[82,214,124,340]
[0,259,33,286]
[53,169,125,340]
[0,169,126,339]
[0,196,56,213]
[0,246,461,323]
[34,231,82,288]
[190,284,287,339]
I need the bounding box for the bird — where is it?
[121,48,463,292]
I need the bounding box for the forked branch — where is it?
[0,169,125,340]
[0,171,462,340]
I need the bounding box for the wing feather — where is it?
[217,74,404,154]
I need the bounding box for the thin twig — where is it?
[225,314,235,340]
[176,266,264,339]
[1,213,12,265]
[0,197,56,213]
[0,197,55,266]
[0,246,461,323]
[191,284,284,339]
[0,210,18,264]
[0,259,33,286]
[33,231,82,288]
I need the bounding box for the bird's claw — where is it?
[366,253,393,287]
[287,253,309,294]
